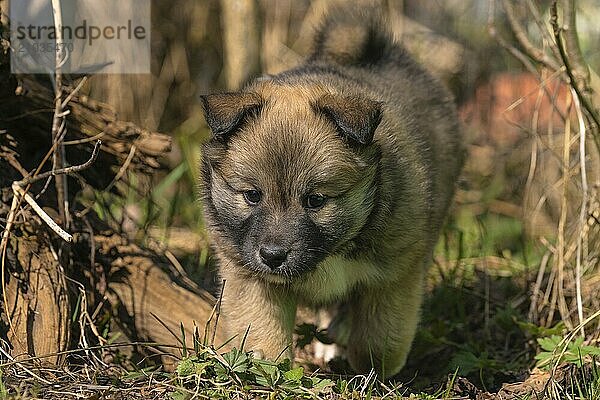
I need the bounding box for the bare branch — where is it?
[572,87,587,337]
[550,2,600,152]
[211,280,225,348]
[61,76,89,109]
[11,183,73,242]
[501,0,560,71]
[488,0,538,75]
[560,0,590,93]
[526,0,562,62]
[18,140,102,186]
[50,0,69,228]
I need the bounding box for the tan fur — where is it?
[199,9,463,378]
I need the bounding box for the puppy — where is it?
[199,9,463,378]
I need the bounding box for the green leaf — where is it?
[449,351,482,375]
[283,367,304,382]
[334,379,348,394]
[251,361,282,387]
[176,358,195,377]
[582,345,600,357]
[571,337,585,349]
[170,389,190,400]
[537,335,562,352]
[277,358,292,371]
[309,377,334,394]
[176,357,210,378]
[534,352,553,362]
[152,162,187,199]
[223,348,250,373]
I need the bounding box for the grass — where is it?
[3,210,597,399]
[2,339,598,399]
[3,121,599,399]
[0,369,7,399]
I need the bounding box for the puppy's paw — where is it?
[251,349,265,360]
[313,341,340,364]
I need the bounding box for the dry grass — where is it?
[2,0,600,399]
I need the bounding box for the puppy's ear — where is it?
[313,94,382,145]
[200,92,262,140]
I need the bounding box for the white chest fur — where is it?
[292,254,383,305]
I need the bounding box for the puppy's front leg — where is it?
[219,272,297,360]
[346,270,425,378]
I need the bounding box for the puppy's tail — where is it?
[309,8,396,67]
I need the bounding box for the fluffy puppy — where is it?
[199,9,463,378]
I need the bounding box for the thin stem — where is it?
[18,140,102,186]
[551,2,600,154]
[50,0,69,228]
[572,87,587,337]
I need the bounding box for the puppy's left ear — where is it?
[313,94,382,145]
[200,92,263,140]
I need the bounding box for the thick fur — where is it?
[200,8,463,378]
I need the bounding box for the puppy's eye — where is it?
[243,189,262,205]
[305,193,327,209]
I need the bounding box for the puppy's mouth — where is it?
[241,251,316,283]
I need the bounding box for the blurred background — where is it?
[2,0,600,393]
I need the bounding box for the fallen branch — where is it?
[11,183,73,242]
[1,140,102,245]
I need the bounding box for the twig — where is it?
[211,280,225,348]
[501,0,560,71]
[502,69,569,124]
[18,140,101,186]
[104,144,136,193]
[550,2,600,154]
[75,283,108,367]
[20,126,69,190]
[0,131,99,351]
[76,143,136,218]
[5,140,102,244]
[488,0,538,77]
[528,251,550,321]
[0,193,18,255]
[11,183,73,242]
[522,77,544,232]
[0,195,19,341]
[556,90,573,328]
[0,346,52,385]
[204,279,225,347]
[559,0,590,93]
[525,0,562,62]
[489,0,568,119]
[572,86,587,337]
[50,0,69,228]
[63,131,105,145]
[61,75,89,109]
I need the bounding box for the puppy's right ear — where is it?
[200,92,262,140]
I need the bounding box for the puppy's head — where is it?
[200,85,382,282]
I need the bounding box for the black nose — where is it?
[259,245,288,269]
